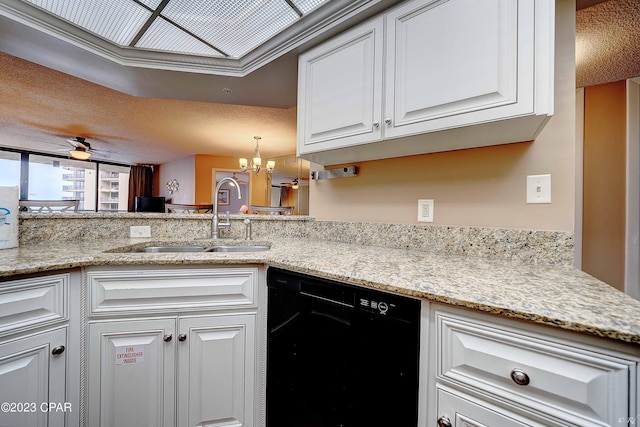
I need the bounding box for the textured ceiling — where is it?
[0,52,297,164]
[576,0,640,87]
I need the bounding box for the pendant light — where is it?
[239,136,275,176]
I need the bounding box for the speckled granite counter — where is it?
[1,235,639,345]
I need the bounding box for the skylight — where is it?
[22,0,330,58]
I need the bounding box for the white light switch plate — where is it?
[526,174,551,204]
[130,225,151,238]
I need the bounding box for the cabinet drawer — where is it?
[88,266,257,315]
[0,274,69,335]
[436,310,634,426]
[436,386,542,427]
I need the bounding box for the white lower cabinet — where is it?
[0,271,80,427]
[88,319,176,427]
[85,265,262,427]
[436,386,540,427]
[0,328,68,427]
[426,303,640,427]
[177,315,255,427]
[88,315,255,427]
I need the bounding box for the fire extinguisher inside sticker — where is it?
[115,345,145,365]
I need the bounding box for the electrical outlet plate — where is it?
[418,199,434,222]
[130,225,151,238]
[526,174,551,204]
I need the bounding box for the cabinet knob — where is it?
[437,415,452,427]
[163,334,173,343]
[510,368,530,385]
[178,334,187,342]
[384,117,392,125]
[373,120,380,128]
[51,345,65,355]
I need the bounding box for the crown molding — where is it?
[0,0,392,76]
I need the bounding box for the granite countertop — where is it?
[1,237,639,345]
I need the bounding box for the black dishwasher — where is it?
[266,267,421,427]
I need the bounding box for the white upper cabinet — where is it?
[297,17,384,151]
[385,0,533,137]
[297,0,554,165]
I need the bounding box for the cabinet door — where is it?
[384,0,535,139]
[178,315,256,427]
[88,319,176,427]
[297,16,384,154]
[437,387,547,427]
[0,328,67,427]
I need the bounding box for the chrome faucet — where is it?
[212,176,242,239]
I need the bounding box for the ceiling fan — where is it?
[65,136,100,160]
[279,177,309,189]
[230,172,249,185]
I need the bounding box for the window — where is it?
[1,148,131,212]
[98,164,130,211]
[29,155,98,211]
[0,151,21,188]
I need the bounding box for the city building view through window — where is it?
[0,149,130,211]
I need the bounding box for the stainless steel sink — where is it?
[136,246,208,253]
[206,245,270,252]
[129,245,270,253]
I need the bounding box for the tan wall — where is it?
[309,0,576,232]
[194,154,268,205]
[582,80,627,290]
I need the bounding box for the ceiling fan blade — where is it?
[67,136,90,148]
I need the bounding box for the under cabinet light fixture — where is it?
[311,166,357,180]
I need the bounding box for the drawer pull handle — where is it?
[163,334,173,343]
[51,345,65,355]
[178,334,187,342]
[437,415,452,427]
[510,368,530,385]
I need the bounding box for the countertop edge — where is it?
[1,238,639,346]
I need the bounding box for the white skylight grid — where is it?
[21,0,332,59]
[137,17,226,57]
[160,0,299,58]
[25,0,152,46]
[136,0,164,10]
[291,0,329,15]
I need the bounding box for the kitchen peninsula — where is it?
[1,213,639,427]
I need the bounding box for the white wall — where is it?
[157,156,195,204]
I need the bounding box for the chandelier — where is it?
[239,136,275,176]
